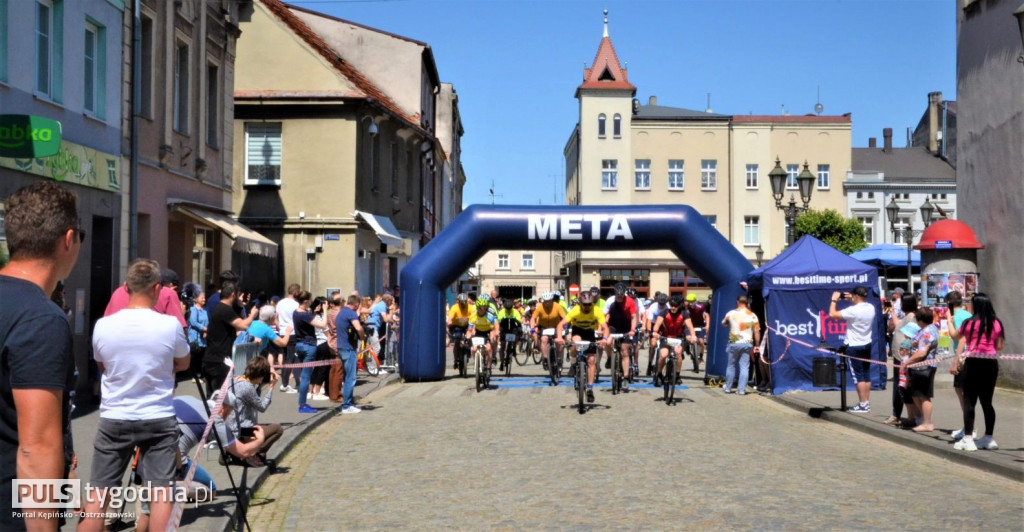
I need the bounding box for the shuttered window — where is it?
[245,122,282,185]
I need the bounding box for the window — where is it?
[745,164,758,189]
[634,159,650,190]
[703,215,717,229]
[139,16,153,117]
[497,253,509,270]
[868,192,875,199]
[244,122,282,185]
[613,114,621,137]
[83,22,97,114]
[895,193,909,200]
[601,159,617,189]
[743,216,760,246]
[173,42,189,133]
[192,228,214,288]
[668,160,684,190]
[786,164,798,189]
[700,160,717,190]
[206,64,218,146]
[668,269,707,297]
[521,253,534,270]
[856,192,863,200]
[893,216,911,245]
[817,164,830,189]
[598,114,606,138]
[857,216,873,244]
[931,193,948,200]
[35,0,60,99]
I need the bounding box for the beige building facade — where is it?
[472,249,564,301]
[232,0,462,297]
[564,18,851,298]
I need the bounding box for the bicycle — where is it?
[357,338,382,376]
[471,336,490,393]
[449,327,471,378]
[515,328,532,366]
[661,337,683,405]
[571,340,595,414]
[689,327,705,373]
[539,328,561,386]
[500,330,516,377]
[609,333,626,395]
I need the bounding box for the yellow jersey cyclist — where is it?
[468,297,498,371]
[531,292,567,370]
[556,291,609,403]
[496,300,523,372]
[447,293,474,370]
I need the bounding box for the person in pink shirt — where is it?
[948,293,1004,451]
[104,269,186,328]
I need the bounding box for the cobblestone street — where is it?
[250,362,1022,530]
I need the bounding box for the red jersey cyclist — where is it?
[603,283,638,390]
[556,291,609,403]
[651,295,697,386]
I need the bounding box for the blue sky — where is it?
[290,0,956,207]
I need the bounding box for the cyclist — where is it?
[589,285,606,311]
[645,293,671,375]
[557,291,609,403]
[447,293,474,370]
[468,297,498,371]
[496,299,523,371]
[603,282,638,390]
[651,295,697,386]
[687,293,711,364]
[531,292,567,370]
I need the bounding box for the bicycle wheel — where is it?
[475,349,483,392]
[576,358,587,414]
[689,341,700,373]
[458,345,468,378]
[549,345,560,386]
[664,357,675,404]
[514,337,530,366]
[504,343,513,377]
[365,349,380,376]
[611,349,621,395]
[531,340,542,364]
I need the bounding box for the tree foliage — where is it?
[0,242,7,269]
[794,208,868,255]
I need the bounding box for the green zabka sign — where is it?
[0,115,62,158]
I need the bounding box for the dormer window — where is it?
[598,114,606,138]
[598,67,614,81]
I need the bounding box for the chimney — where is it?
[868,137,877,148]
[927,91,941,154]
[648,95,657,106]
[883,128,893,153]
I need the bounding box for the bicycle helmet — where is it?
[627,288,638,298]
[578,291,596,305]
[613,282,628,296]
[456,293,468,304]
[670,295,685,309]
[686,293,697,302]
[589,285,600,295]
[503,299,514,309]
[656,293,669,305]
[476,297,490,307]
[540,292,555,302]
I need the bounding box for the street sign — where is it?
[569,284,580,295]
[0,115,62,158]
[935,240,953,250]
[324,234,340,241]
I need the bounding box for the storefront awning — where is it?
[353,210,403,248]
[174,205,279,258]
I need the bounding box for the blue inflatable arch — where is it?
[399,205,754,382]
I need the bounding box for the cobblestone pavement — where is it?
[250,359,1023,530]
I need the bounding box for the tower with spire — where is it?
[571,9,637,207]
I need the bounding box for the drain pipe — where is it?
[129,0,141,260]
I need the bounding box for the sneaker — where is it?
[311,394,330,401]
[622,380,629,392]
[738,390,746,396]
[951,428,977,441]
[297,405,317,414]
[586,389,595,403]
[848,403,870,413]
[542,359,549,371]
[279,385,290,392]
[975,435,999,450]
[723,388,735,394]
[283,386,297,394]
[342,405,362,414]
[953,437,977,451]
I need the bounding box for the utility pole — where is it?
[487,178,503,204]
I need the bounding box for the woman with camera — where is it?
[293,291,329,413]
[227,356,283,465]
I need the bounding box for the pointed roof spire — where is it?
[576,8,635,95]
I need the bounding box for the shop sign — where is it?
[0,115,62,158]
[0,138,120,193]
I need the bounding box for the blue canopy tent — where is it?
[748,236,886,394]
[850,243,920,267]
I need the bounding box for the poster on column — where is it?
[766,289,886,393]
[382,259,390,291]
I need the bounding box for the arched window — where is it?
[598,114,606,138]
[613,114,622,137]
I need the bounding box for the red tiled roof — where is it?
[579,37,636,91]
[732,115,851,123]
[259,0,422,129]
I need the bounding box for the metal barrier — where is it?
[231,341,262,372]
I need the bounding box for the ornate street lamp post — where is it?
[886,196,935,294]
[755,244,764,267]
[768,157,816,246]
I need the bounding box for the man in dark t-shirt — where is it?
[0,182,81,531]
[335,295,365,413]
[204,280,256,395]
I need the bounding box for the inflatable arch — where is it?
[399,205,754,382]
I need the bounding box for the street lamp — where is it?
[755,244,764,267]
[768,157,816,246]
[1015,3,1024,65]
[885,196,935,294]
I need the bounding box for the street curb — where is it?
[222,372,403,531]
[771,394,1023,483]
